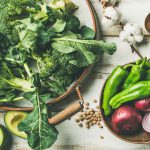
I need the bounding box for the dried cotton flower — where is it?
[102,6,120,29]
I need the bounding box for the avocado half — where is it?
[4,111,28,139]
[0,125,12,150]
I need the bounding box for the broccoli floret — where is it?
[50,50,80,88]
[0,0,38,45]
[52,50,78,76]
[34,51,59,78]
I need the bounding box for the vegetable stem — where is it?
[13,96,24,101]
[131,45,143,59]
[24,63,32,77]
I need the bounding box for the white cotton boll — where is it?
[102,17,116,29]
[134,35,144,43]
[131,24,143,36]
[123,23,134,35]
[104,7,120,23]
[127,36,136,45]
[119,31,129,42]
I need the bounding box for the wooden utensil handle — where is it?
[48,100,84,125]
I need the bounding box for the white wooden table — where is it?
[1,0,150,149]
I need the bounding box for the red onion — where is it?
[142,112,150,134]
[134,98,150,112]
[111,105,142,135]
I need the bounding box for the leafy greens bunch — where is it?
[0,0,116,149]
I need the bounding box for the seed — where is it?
[93,121,96,124]
[96,105,100,109]
[85,111,88,115]
[85,102,89,106]
[85,121,89,125]
[100,136,104,139]
[91,123,94,126]
[79,123,83,127]
[68,117,71,120]
[75,118,79,123]
[79,114,83,118]
[89,122,92,126]
[90,112,94,115]
[85,106,89,110]
[88,115,92,118]
[97,122,100,125]
[79,117,83,121]
[89,108,93,112]
[98,118,102,121]
[93,99,97,103]
[86,125,90,129]
[87,111,90,115]
[80,109,84,112]
[80,117,84,121]
[99,125,103,128]
[82,112,86,115]
[94,118,98,121]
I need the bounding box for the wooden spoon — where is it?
[145,13,150,33]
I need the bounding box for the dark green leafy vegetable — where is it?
[52,38,116,67]
[18,75,58,150]
[66,16,80,32]
[81,25,95,39]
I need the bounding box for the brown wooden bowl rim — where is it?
[99,61,150,144]
[0,0,97,111]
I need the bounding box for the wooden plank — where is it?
[1,0,150,150]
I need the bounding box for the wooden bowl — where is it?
[99,62,150,144]
[0,0,100,111]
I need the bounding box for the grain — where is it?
[75,118,80,123]
[74,100,103,130]
[79,123,83,127]
[85,102,89,106]
[93,99,97,103]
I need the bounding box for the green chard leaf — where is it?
[80,25,95,40]
[52,19,66,33]
[18,75,58,150]
[52,37,116,67]
[66,16,80,32]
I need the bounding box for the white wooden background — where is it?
[1,0,150,149]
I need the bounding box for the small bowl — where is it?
[99,62,150,144]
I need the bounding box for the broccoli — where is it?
[0,0,36,31]
[0,0,47,46]
[32,49,80,95]
[33,51,59,78]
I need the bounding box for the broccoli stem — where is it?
[25,8,38,13]
[24,63,32,77]
[13,96,24,101]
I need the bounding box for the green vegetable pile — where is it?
[0,0,116,149]
[102,58,150,116]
